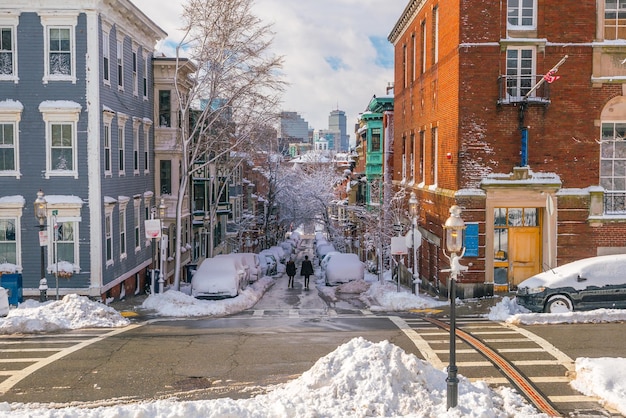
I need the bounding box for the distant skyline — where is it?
[131,0,407,132]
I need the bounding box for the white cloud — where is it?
[130,0,405,133]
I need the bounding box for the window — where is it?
[118,125,125,174]
[143,122,151,173]
[411,33,416,81]
[410,133,415,180]
[506,46,535,99]
[103,110,113,176]
[421,20,427,73]
[430,127,438,185]
[132,50,138,95]
[117,40,124,89]
[0,100,21,177]
[103,30,110,83]
[432,6,439,64]
[601,122,626,212]
[508,0,536,29]
[160,160,172,194]
[370,128,381,152]
[40,102,81,179]
[119,207,127,259]
[0,19,17,80]
[133,118,140,174]
[134,198,141,251]
[143,52,148,99]
[159,90,171,127]
[401,135,407,180]
[0,218,17,264]
[40,13,77,83]
[403,44,408,88]
[55,221,76,264]
[419,130,425,183]
[105,212,113,265]
[605,0,626,39]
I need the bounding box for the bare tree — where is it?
[170,0,285,289]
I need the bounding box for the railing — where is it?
[497,74,551,105]
[605,192,626,214]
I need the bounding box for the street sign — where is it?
[144,219,161,239]
[38,230,48,247]
[52,210,58,216]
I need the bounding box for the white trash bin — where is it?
[0,286,9,317]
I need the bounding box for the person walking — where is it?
[300,255,314,290]
[286,258,297,288]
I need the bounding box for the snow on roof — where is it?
[39,100,82,111]
[0,195,25,205]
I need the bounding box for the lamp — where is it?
[442,204,467,410]
[158,197,167,293]
[34,190,47,301]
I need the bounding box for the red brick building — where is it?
[389,1,626,297]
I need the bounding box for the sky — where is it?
[130,0,407,135]
[1,272,626,417]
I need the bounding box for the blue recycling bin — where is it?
[0,273,23,305]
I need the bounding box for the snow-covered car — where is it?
[325,253,365,286]
[268,246,287,263]
[191,257,246,299]
[215,254,250,284]
[316,243,336,262]
[259,250,278,276]
[280,240,296,255]
[516,254,626,313]
[0,287,9,316]
[216,253,262,282]
[320,251,341,271]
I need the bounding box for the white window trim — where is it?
[103,109,114,177]
[39,13,77,84]
[143,120,152,174]
[0,199,24,271]
[0,100,22,178]
[45,197,83,273]
[507,0,537,30]
[133,117,141,175]
[103,29,110,85]
[132,43,139,96]
[433,6,439,64]
[119,206,127,261]
[104,198,116,267]
[143,51,148,100]
[134,196,141,252]
[117,39,124,91]
[40,101,82,179]
[431,127,438,187]
[118,112,128,177]
[506,46,536,100]
[0,15,19,83]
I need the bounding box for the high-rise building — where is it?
[329,109,349,151]
[279,111,309,142]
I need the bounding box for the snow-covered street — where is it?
[1,269,625,417]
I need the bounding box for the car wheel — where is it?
[544,295,574,313]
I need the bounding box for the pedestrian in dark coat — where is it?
[300,255,314,290]
[286,258,297,288]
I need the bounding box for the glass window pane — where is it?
[494,228,508,260]
[523,208,538,226]
[494,208,507,226]
[508,208,523,226]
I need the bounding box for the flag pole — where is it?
[524,55,568,99]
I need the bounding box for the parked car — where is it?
[267,246,287,263]
[215,254,250,284]
[325,253,365,286]
[191,257,246,299]
[516,254,626,313]
[216,253,261,283]
[316,243,336,262]
[259,250,278,276]
[320,251,341,271]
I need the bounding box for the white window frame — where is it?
[0,215,20,269]
[431,126,438,187]
[132,46,138,96]
[421,20,427,74]
[117,39,124,90]
[143,52,148,100]
[505,46,536,100]
[133,117,141,175]
[134,197,141,252]
[39,13,77,84]
[118,113,128,176]
[143,121,152,174]
[0,16,18,83]
[103,109,114,177]
[0,100,22,178]
[45,200,83,274]
[432,6,439,64]
[507,0,537,30]
[119,206,127,261]
[103,29,110,84]
[104,201,115,266]
[40,101,81,179]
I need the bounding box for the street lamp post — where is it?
[158,197,167,293]
[34,190,48,302]
[442,205,467,410]
[408,192,421,294]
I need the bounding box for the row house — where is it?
[0,1,165,299]
[389,0,626,297]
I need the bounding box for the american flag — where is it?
[543,69,560,83]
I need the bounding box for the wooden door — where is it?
[509,227,541,287]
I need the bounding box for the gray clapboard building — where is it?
[0,1,166,299]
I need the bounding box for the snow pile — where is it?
[365,281,447,311]
[0,294,129,334]
[485,297,626,325]
[0,337,547,418]
[571,357,626,416]
[141,277,274,317]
